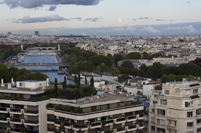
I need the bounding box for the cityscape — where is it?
[1,0,201,133]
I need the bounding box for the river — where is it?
[18,51,74,83]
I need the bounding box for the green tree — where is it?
[151,52,162,58]
[106,53,113,60]
[126,52,141,59]
[140,64,147,70]
[90,76,94,87]
[85,76,87,84]
[121,60,133,68]
[74,76,77,84]
[96,63,108,74]
[109,67,120,75]
[148,62,164,79]
[54,78,58,97]
[113,54,123,66]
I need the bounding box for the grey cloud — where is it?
[2,0,101,9]
[85,18,99,22]
[132,17,152,21]
[139,17,152,20]
[14,14,70,23]
[156,19,165,21]
[187,1,191,5]
[73,17,82,20]
[49,6,56,11]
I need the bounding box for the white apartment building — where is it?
[0,79,145,133]
[149,80,201,133]
[0,78,50,133]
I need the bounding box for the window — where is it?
[196,108,201,115]
[187,131,194,133]
[157,119,165,125]
[197,119,201,124]
[169,120,171,124]
[19,83,25,87]
[153,101,157,105]
[193,89,198,94]
[187,112,193,117]
[165,90,169,94]
[187,122,193,128]
[169,129,171,133]
[160,99,167,105]
[152,109,155,113]
[175,121,177,126]
[185,102,190,107]
[151,117,155,123]
[157,109,165,116]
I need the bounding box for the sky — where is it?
[0,0,201,36]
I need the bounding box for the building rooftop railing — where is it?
[47,104,143,116]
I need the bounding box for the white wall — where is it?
[143,84,154,98]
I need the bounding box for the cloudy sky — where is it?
[0,0,201,36]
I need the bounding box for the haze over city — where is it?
[1,0,201,35]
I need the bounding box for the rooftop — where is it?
[163,81,200,87]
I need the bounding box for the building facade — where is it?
[0,79,145,133]
[149,80,201,133]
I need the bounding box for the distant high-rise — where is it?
[8,32,11,35]
[35,31,39,35]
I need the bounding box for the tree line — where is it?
[0,63,48,83]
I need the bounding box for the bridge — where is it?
[7,63,67,67]
[27,47,57,51]
[18,51,59,56]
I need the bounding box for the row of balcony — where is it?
[47,114,143,128]
[0,117,39,124]
[47,124,143,132]
[0,107,38,114]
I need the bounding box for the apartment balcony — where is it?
[127,125,137,132]
[47,127,56,132]
[24,109,39,114]
[50,104,143,120]
[105,119,113,126]
[24,129,39,133]
[187,126,194,129]
[116,117,126,124]
[47,118,55,124]
[0,117,8,123]
[0,107,8,112]
[73,124,88,131]
[167,124,177,129]
[104,130,113,133]
[10,108,24,115]
[90,122,101,129]
[156,123,165,127]
[138,124,144,129]
[137,114,144,120]
[10,118,22,122]
[166,116,177,120]
[24,119,39,124]
[127,115,137,122]
[116,127,126,133]
[11,128,21,132]
[64,122,71,129]
[156,114,165,118]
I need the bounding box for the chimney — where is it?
[1,79,4,87]
[46,78,49,86]
[7,83,11,89]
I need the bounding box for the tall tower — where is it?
[161,34,165,43]
[21,44,23,51]
[58,44,60,51]
[90,40,93,51]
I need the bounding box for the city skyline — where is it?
[1,0,201,35]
